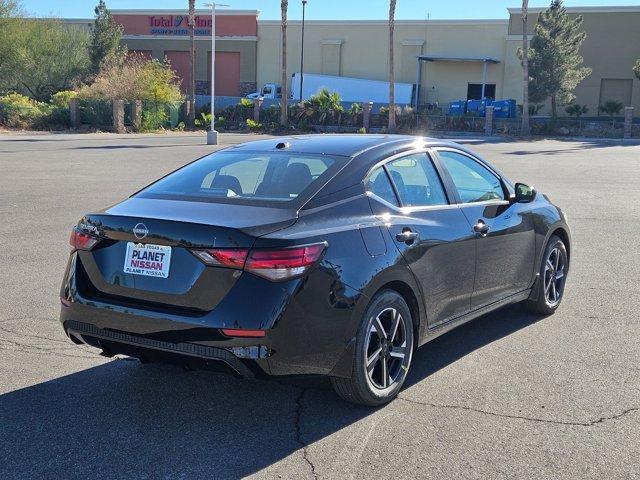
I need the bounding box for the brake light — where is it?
[69,228,99,251]
[245,244,326,281]
[190,243,326,281]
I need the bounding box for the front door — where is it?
[366,152,476,327]
[434,148,536,309]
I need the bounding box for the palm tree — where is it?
[188,0,196,127]
[280,0,289,125]
[521,0,530,136]
[387,0,396,131]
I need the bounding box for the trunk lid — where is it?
[75,198,298,312]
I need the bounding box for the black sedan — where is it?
[60,135,570,406]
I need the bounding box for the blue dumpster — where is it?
[492,99,517,118]
[467,99,493,117]
[448,101,466,116]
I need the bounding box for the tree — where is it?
[527,0,591,118]
[0,0,23,88]
[387,0,396,131]
[89,1,123,74]
[634,59,640,81]
[187,0,196,127]
[0,0,20,17]
[521,0,530,136]
[280,0,288,125]
[7,19,90,100]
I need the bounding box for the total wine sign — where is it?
[148,15,212,36]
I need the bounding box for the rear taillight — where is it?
[190,243,326,281]
[191,248,249,268]
[69,228,100,251]
[246,244,326,281]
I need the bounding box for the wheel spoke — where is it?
[389,345,406,359]
[555,269,564,280]
[546,259,554,273]
[553,249,560,270]
[372,316,386,340]
[545,277,552,293]
[389,310,400,342]
[367,347,382,373]
[380,357,388,388]
[550,281,557,302]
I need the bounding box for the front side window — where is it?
[138,151,343,205]
[384,153,448,207]
[437,150,505,203]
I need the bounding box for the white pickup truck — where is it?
[247,72,413,104]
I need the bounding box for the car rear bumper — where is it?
[59,253,366,378]
[64,319,263,378]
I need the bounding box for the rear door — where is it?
[433,148,536,309]
[366,151,476,328]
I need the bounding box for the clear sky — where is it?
[20,0,640,20]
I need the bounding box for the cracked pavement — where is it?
[1,133,639,479]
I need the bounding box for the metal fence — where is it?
[77,99,112,128]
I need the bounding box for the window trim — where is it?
[364,149,454,212]
[432,147,510,206]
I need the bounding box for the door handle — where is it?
[396,228,419,244]
[473,220,490,237]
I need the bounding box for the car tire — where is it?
[526,235,569,315]
[331,290,414,406]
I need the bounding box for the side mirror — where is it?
[514,183,536,203]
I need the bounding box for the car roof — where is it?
[225,134,463,157]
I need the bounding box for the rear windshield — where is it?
[136,150,345,205]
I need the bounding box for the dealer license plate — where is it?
[123,242,172,278]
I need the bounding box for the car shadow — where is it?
[0,304,543,478]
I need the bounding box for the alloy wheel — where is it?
[364,307,410,390]
[544,246,566,307]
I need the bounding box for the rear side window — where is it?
[138,151,343,205]
[385,153,448,207]
[366,167,399,206]
[437,150,505,203]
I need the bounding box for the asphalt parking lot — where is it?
[1,132,639,479]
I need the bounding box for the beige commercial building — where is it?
[258,6,640,114]
[69,6,640,115]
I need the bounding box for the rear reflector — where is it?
[190,243,326,281]
[69,228,100,251]
[222,328,266,338]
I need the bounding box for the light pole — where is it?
[299,0,307,101]
[204,2,229,145]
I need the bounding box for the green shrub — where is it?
[0,92,48,129]
[195,112,211,129]
[565,103,588,118]
[598,100,623,118]
[238,98,254,108]
[296,88,344,125]
[358,127,367,134]
[46,90,79,127]
[246,118,262,131]
[50,90,78,109]
[141,107,168,131]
